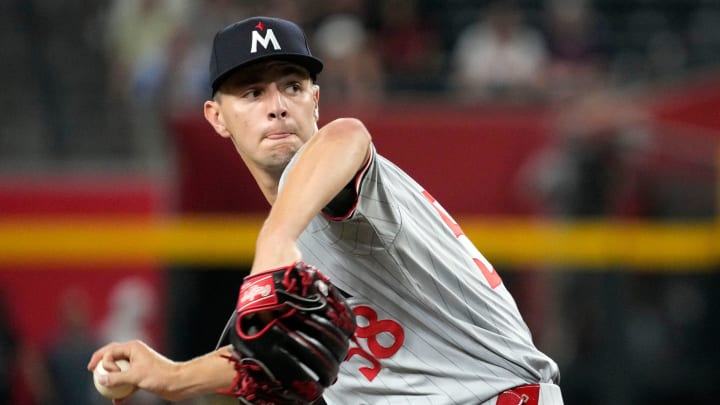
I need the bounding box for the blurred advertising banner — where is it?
[0,177,167,349]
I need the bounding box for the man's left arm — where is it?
[251,117,372,274]
[223,118,366,403]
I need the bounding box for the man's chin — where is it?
[265,149,298,171]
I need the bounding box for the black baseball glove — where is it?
[218,262,356,404]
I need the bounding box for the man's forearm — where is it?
[165,346,238,401]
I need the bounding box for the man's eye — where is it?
[242,88,262,98]
[288,83,302,92]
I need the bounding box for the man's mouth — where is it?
[266,132,294,140]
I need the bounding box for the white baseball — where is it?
[93,359,134,399]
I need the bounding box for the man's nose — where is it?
[267,85,288,119]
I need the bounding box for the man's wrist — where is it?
[169,348,237,400]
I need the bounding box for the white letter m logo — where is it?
[250,29,281,53]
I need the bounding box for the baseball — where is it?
[93,359,134,399]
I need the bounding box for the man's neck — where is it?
[248,166,282,206]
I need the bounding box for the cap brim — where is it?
[211,54,323,94]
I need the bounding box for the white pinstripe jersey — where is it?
[283,145,560,405]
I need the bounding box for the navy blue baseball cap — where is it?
[209,16,324,95]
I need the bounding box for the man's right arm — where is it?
[88,341,237,402]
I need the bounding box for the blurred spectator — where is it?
[1,292,53,405]
[105,0,190,106]
[104,0,191,159]
[0,291,17,404]
[163,0,251,112]
[517,89,652,218]
[541,0,609,102]
[247,0,307,22]
[645,29,687,83]
[301,0,366,27]
[450,0,548,103]
[98,277,161,405]
[375,0,444,95]
[313,13,384,103]
[685,6,720,68]
[15,344,55,405]
[46,289,103,405]
[99,277,158,346]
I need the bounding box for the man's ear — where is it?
[313,85,320,122]
[203,100,232,138]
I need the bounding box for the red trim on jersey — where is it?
[496,383,540,405]
[321,147,374,221]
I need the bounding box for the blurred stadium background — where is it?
[0,0,719,404]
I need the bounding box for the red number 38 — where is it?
[346,305,404,381]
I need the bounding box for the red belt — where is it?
[496,383,540,405]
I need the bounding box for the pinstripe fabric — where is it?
[284,146,560,405]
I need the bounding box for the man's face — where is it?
[213,61,320,175]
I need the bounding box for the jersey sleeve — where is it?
[320,144,375,221]
[278,143,375,221]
